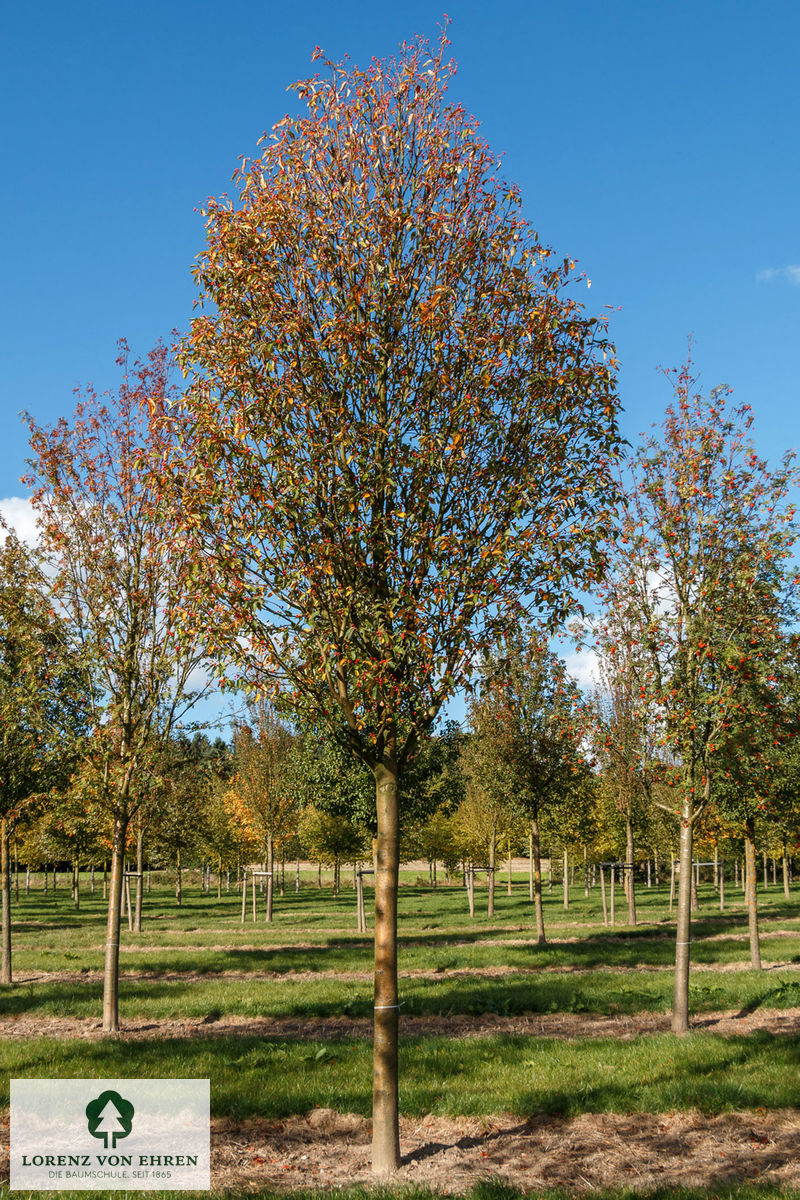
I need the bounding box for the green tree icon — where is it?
[85,1090,134,1149]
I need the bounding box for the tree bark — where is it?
[671,806,693,1034]
[134,827,144,933]
[176,848,182,905]
[1,818,12,984]
[102,812,128,1033]
[372,757,401,1176]
[531,815,546,945]
[266,834,274,921]
[528,827,534,902]
[487,829,495,918]
[783,844,791,900]
[745,815,762,970]
[625,815,636,925]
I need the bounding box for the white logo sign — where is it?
[10,1079,210,1190]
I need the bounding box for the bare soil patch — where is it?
[2,1005,800,1043]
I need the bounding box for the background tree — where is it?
[160,31,621,1173]
[0,529,87,982]
[608,359,798,1033]
[227,702,298,919]
[592,598,663,925]
[297,806,370,894]
[24,341,211,1030]
[469,628,591,944]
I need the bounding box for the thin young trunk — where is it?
[487,829,495,918]
[562,846,569,910]
[1,818,12,984]
[507,841,512,896]
[783,843,791,900]
[672,805,694,1035]
[102,812,128,1033]
[528,827,534,902]
[217,856,222,901]
[745,816,762,970]
[266,835,274,921]
[531,814,546,945]
[176,848,182,906]
[72,858,79,910]
[625,815,636,925]
[134,827,143,933]
[372,756,401,1176]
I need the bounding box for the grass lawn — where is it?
[3,871,800,1198]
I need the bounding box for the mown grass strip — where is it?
[4,966,800,1021]
[2,1030,799,1119]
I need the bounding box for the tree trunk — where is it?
[372,757,401,1176]
[783,843,791,900]
[626,815,636,925]
[671,805,694,1035]
[1,818,12,984]
[72,858,79,910]
[562,846,569,910]
[528,827,534,901]
[102,812,128,1033]
[487,829,495,918]
[745,816,762,970]
[134,827,144,933]
[175,848,182,906]
[531,815,546,945]
[266,835,274,921]
[507,841,512,895]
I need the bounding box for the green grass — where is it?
[5,964,800,1022]
[1,1029,800,1119]
[7,879,800,1027]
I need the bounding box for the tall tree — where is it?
[608,359,797,1033]
[159,31,621,1172]
[24,341,210,1031]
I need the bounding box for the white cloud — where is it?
[563,647,599,692]
[0,496,39,545]
[756,265,800,285]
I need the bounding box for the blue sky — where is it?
[1,0,798,721]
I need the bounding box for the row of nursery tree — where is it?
[2,27,799,1173]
